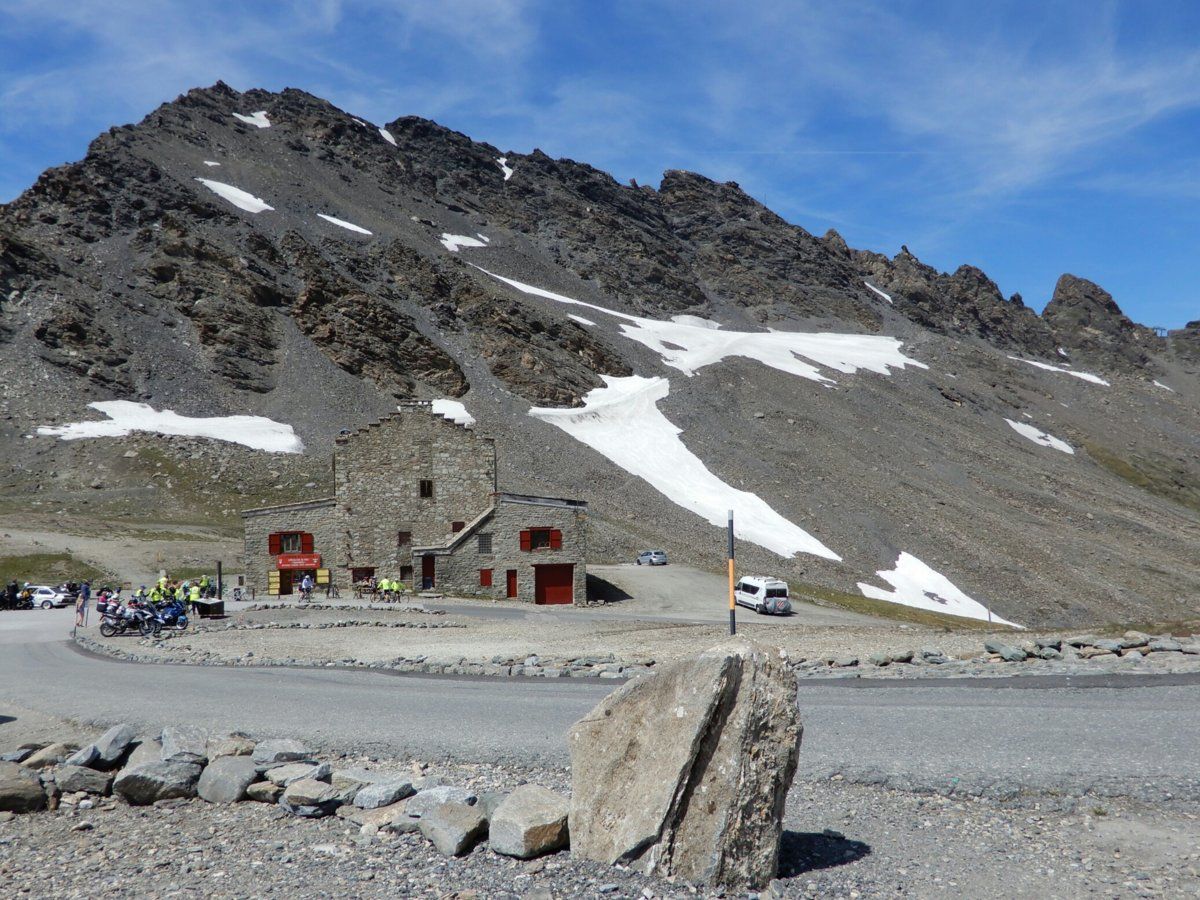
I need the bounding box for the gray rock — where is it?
[197,756,259,804]
[412,774,448,790]
[160,725,208,764]
[279,778,341,818]
[1035,638,1063,651]
[54,765,113,795]
[266,762,329,786]
[64,745,100,768]
[1093,639,1123,653]
[1120,631,1150,649]
[489,784,570,859]
[920,647,945,658]
[0,749,33,764]
[92,724,137,767]
[0,761,47,813]
[252,739,311,766]
[245,781,283,803]
[353,778,415,809]
[1148,638,1182,652]
[1180,643,1200,655]
[125,737,162,769]
[419,802,488,857]
[832,656,858,668]
[866,652,890,667]
[569,637,801,892]
[208,734,255,760]
[1037,647,1062,660]
[984,641,1027,662]
[331,768,382,792]
[113,761,202,805]
[888,650,914,664]
[476,790,510,820]
[1064,635,1097,647]
[405,785,477,818]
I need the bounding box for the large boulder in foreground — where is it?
[568,638,801,891]
[489,784,569,859]
[0,761,46,813]
[113,761,202,805]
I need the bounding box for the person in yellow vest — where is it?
[175,583,185,603]
[158,574,168,593]
[149,584,163,603]
[188,581,202,614]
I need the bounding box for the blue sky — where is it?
[1,1,1197,327]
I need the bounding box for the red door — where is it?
[534,564,574,605]
[506,569,518,599]
[421,555,435,589]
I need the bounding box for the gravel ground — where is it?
[2,774,1197,898]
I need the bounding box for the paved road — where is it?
[3,612,1199,798]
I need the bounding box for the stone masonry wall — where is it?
[334,406,496,579]
[430,499,588,604]
[241,499,339,595]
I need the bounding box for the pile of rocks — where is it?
[242,603,439,615]
[980,631,1200,664]
[0,724,570,863]
[193,618,460,633]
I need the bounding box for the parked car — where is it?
[27,585,69,609]
[734,576,792,615]
[636,550,668,566]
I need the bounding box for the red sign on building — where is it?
[277,553,321,570]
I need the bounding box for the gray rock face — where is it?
[405,785,477,819]
[208,734,255,760]
[419,802,488,857]
[54,765,113,795]
[569,638,802,891]
[64,745,100,768]
[984,641,1027,662]
[125,737,162,769]
[488,785,570,859]
[252,739,311,766]
[160,725,208,764]
[92,723,137,767]
[245,781,283,803]
[113,761,202,805]
[266,762,328,786]
[353,778,415,810]
[279,778,341,818]
[0,761,47,813]
[198,756,260,804]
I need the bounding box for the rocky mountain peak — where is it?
[1043,273,1159,370]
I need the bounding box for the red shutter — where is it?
[300,533,315,553]
[519,530,532,552]
[268,533,282,555]
[549,529,563,550]
[479,568,493,587]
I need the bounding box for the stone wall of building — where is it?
[241,498,339,595]
[426,498,588,604]
[334,404,496,578]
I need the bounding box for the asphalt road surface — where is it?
[3,611,1199,799]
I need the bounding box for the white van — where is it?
[734,576,792,615]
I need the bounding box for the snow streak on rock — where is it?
[232,110,271,128]
[1005,419,1074,454]
[477,268,927,384]
[858,552,1022,627]
[430,399,476,428]
[497,157,514,181]
[379,128,397,146]
[317,214,372,235]
[530,376,841,561]
[193,179,274,214]
[441,233,488,252]
[864,281,892,304]
[568,314,597,327]
[37,401,303,453]
[203,160,221,167]
[1154,380,1174,392]
[1009,356,1110,386]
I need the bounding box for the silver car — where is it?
[636,550,668,566]
[27,585,69,609]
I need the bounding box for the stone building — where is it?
[241,402,588,604]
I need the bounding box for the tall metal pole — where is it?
[727,509,736,636]
[217,560,223,601]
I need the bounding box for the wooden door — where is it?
[421,555,435,589]
[505,569,518,599]
[534,564,574,605]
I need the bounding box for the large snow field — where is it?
[233,110,271,128]
[441,234,488,252]
[37,401,303,453]
[858,552,1022,627]
[1005,419,1074,454]
[530,376,840,561]
[476,268,927,384]
[1009,356,1110,386]
[194,179,274,214]
[317,214,372,235]
[430,399,476,428]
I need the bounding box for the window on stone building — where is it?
[400,565,413,583]
[397,531,412,547]
[451,521,465,533]
[479,568,493,587]
[270,532,309,554]
[477,533,493,554]
[419,479,434,499]
[520,528,562,551]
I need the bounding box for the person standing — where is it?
[75,580,91,628]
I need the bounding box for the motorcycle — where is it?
[98,598,162,637]
[154,598,189,631]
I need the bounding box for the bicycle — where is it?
[325,583,341,600]
[231,587,244,602]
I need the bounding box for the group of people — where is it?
[3,580,39,610]
[362,575,408,602]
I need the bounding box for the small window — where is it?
[351,567,375,584]
[766,587,788,598]
[397,531,412,547]
[399,565,413,582]
[479,568,493,587]
[279,532,303,554]
[530,528,552,551]
[740,582,760,595]
[477,533,493,554]
[451,521,465,533]
[419,479,434,499]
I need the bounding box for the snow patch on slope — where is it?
[497,157,514,180]
[1005,419,1074,454]
[568,314,596,327]
[858,552,1021,627]
[430,399,476,428]
[476,268,927,383]
[317,214,372,235]
[37,401,302,453]
[864,281,893,304]
[1153,380,1174,392]
[194,179,273,214]
[530,376,840,561]
[203,160,221,167]
[441,234,488,252]
[233,110,270,128]
[379,128,396,146]
[1009,356,1110,386]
